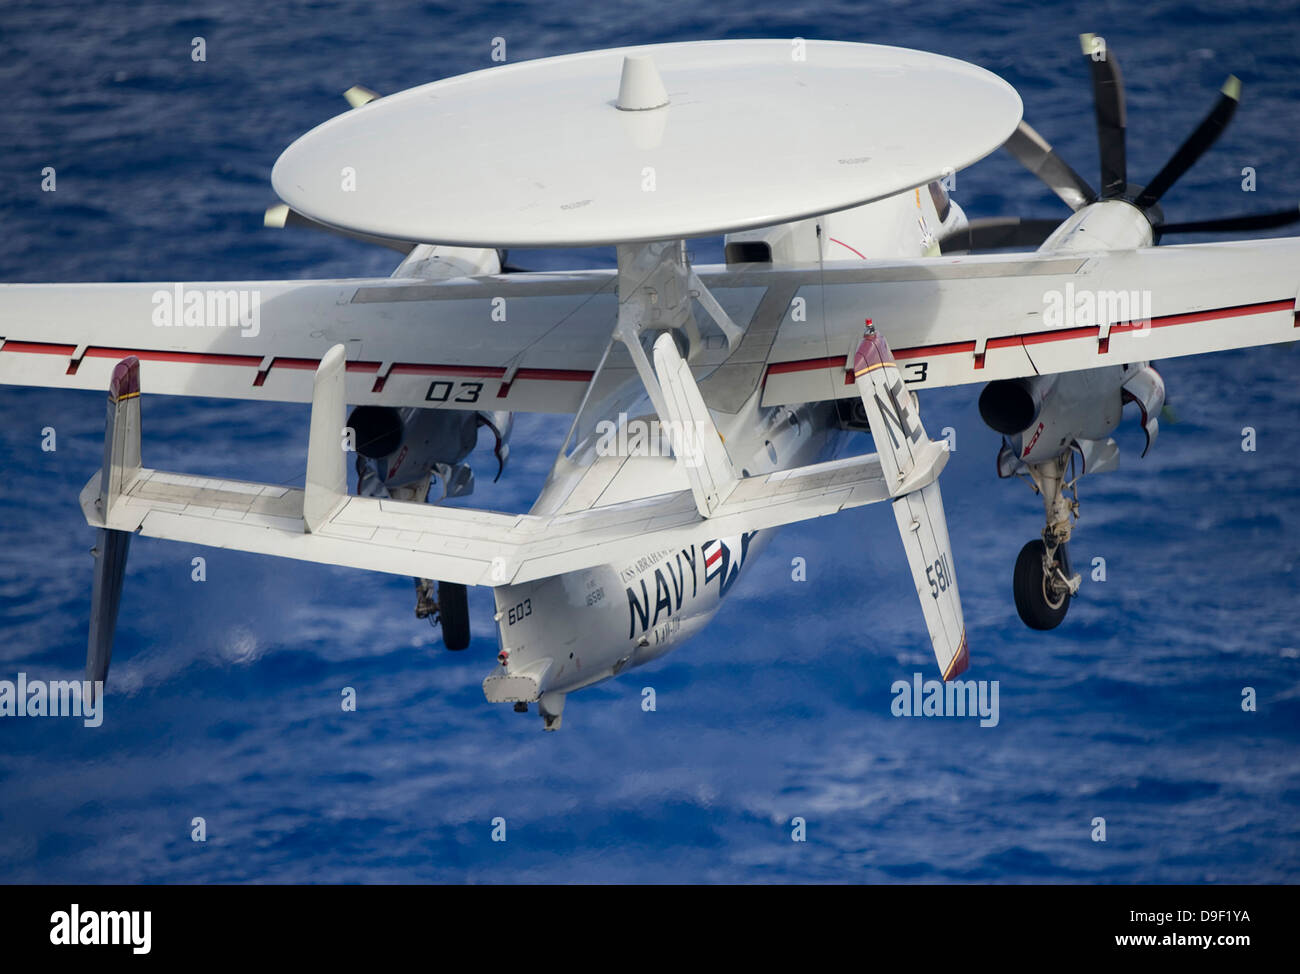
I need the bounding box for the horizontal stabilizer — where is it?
[75,349,950,652]
[80,450,907,588]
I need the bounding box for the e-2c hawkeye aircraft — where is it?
[2,38,1297,729]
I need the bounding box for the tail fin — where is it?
[87,356,141,691]
[854,322,969,679]
[84,346,350,690]
[86,529,130,689]
[853,321,937,491]
[892,481,969,679]
[652,332,738,517]
[304,344,349,532]
[97,356,142,517]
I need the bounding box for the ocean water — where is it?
[1,0,1298,883]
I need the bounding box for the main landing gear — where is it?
[1014,538,1072,629]
[359,462,474,652]
[415,578,471,650]
[1011,453,1082,630]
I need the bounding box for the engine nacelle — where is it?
[723,181,965,267]
[349,405,405,461]
[1121,364,1165,457]
[978,375,1056,436]
[984,364,1160,471]
[348,405,512,499]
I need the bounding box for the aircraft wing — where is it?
[757,236,1300,407]
[3,237,1297,415]
[0,274,627,414]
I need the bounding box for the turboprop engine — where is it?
[347,405,512,501]
[977,362,1165,631]
[980,364,1165,474]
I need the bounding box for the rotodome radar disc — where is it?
[272,39,1023,248]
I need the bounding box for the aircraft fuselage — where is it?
[488,393,845,727]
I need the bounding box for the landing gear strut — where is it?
[1012,452,1082,630]
[414,578,471,650]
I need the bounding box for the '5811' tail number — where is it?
[926,553,953,599]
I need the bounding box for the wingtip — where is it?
[1221,74,1242,101]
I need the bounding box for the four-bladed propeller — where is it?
[943,35,1300,253]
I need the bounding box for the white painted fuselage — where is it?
[483,184,965,727]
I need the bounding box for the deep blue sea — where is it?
[1,0,1298,883]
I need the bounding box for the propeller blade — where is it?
[264,203,417,253]
[1159,204,1300,235]
[497,248,530,273]
[1081,33,1127,198]
[343,85,381,108]
[1003,120,1097,211]
[939,217,1062,254]
[1134,76,1241,210]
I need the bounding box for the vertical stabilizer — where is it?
[652,331,738,517]
[304,344,349,532]
[87,356,141,691]
[98,356,142,516]
[854,323,969,679]
[853,321,929,488]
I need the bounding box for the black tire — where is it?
[437,581,471,650]
[1013,539,1070,631]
